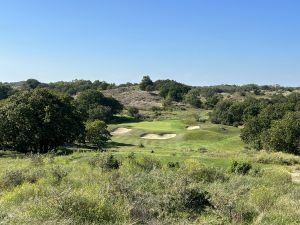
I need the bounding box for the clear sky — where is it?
[0,0,299,86]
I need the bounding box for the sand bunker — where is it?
[141,133,176,140]
[111,128,132,135]
[290,172,300,184]
[187,126,200,130]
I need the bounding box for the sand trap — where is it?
[141,133,176,140]
[187,126,200,130]
[290,172,300,184]
[111,128,132,135]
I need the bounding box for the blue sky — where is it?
[0,0,299,86]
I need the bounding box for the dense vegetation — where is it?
[0,83,123,153]
[210,93,300,154]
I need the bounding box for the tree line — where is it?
[210,93,300,154]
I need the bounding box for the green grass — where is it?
[109,112,245,167]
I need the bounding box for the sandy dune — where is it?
[141,133,176,140]
[111,128,132,135]
[187,125,200,130]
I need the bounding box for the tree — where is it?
[23,79,41,90]
[85,120,111,149]
[0,84,13,100]
[139,76,154,91]
[127,106,139,118]
[263,112,300,154]
[0,88,84,153]
[205,94,223,109]
[184,90,202,108]
[75,90,123,122]
[156,80,191,102]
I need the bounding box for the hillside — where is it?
[102,86,162,110]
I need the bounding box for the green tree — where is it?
[127,106,140,118]
[23,79,41,90]
[0,88,84,153]
[263,112,300,154]
[0,84,13,100]
[75,90,123,122]
[184,90,202,108]
[85,120,111,149]
[139,76,154,91]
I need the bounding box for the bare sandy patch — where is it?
[111,128,132,135]
[290,172,300,184]
[141,133,176,140]
[187,125,200,130]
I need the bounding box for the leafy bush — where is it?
[51,166,69,184]
[1,170,25,188]
[180,187,211,213]
[139,76,154,91]
[190,166,227,183]
[230,161,252,175]
[89,154,121,171]
[168,162,180,169]
[127,106,140,118]
[85,120,111,149]
[133,156,161,172]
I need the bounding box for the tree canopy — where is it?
[0,88,84,153]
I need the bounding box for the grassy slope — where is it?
[110,110,244,167]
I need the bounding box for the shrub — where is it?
[134,156,161,172]
[89,154,121,171]
[138,143,144,148]
[127,107,139,118]
[230,161,252,175]
[85,120,111,149]
[168,162,180,169]
[190,167,227,183]
[51,166,68,184]
[1,170,25,188]
[181,188,211,212]
[166,186,212,213]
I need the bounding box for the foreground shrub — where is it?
[89,154,121,171]
[51,166,69,184]
[1,170,25,188]
[230,161,252,175]
[180,187,211,213]
[189,166,227,183]
[133,156,162,172]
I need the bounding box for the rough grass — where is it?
[0,152,299,225]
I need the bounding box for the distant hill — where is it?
[102,86,162,110]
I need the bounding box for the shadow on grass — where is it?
[107,141,135,148]
[110,116,142,124]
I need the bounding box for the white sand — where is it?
[111,128,132,135]
[187,125,200,130]
[141,133,176,140]
[290,172,300,184]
